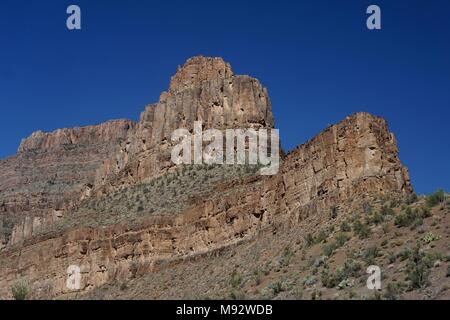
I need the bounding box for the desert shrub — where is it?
[321,270,338,288]
[268,281,284,295]
[302,275,317,287]
[279,247,294,267]
[320,259,361,289]
[426,189,445,208]
[383,282,403,300]
[353,220,371,239]
[362,246,380,265]
[322,233,349,257]
[406,245,432,289]
[394,207,425,228]
[367,212,384,225]
[311,289,322,300]
[230,270,242,288]
[387,252,397,264]
[397,248,411,262]
[380,205,395,217]
[11,281,29,300]
[335,232,350,247]
[229,290,246,300]
[304,230,329,247]
[322,243,336,257]
[253,269,263,286]
[420,206,432,218]
[305,233,314,247]
[362,203,373,215]
[421,232,441,244]
[406,193,419,205]
[340,221,351,232]
[315,230,329,244]
[0,215,16,239]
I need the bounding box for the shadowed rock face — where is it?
[0,56,412,299]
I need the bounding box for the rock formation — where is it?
[94,56,274,193]
[0,120,134,247]
[0,56,412,299]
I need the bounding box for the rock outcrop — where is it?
[94,57,274,192]
[0,56,412,299]
[0,120,134,246]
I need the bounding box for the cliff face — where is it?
[0,56,412,299]
[0,120,134,248]
[94,57,274,192]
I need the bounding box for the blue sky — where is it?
[0,0,449,194]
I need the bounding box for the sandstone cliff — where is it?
[0,56,412,299]
[94,57,274,193]
[0,120,134,248]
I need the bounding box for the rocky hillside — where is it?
[1,56,445,300]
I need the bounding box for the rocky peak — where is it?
[168,56,233,94]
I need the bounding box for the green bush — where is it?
[406,245,432,289]
[406,193,418,205]
[394,207,427,228]
[422,232,441,244]
[268,281,284,295]
[335,232,350,247]
[367,212,384,225]
[426,189,445,208]
[320,259,361,289]
[362,246,380,265]
[11,281,29,300]
[383,282,403,300]
[322,243,336,257]
[279,247,294,267]
[321,233,349,257]
[230,270,242,288]
[305,233,314,247]
[380,205,395,217]
[353,220,371,239]
[315,230,329,244]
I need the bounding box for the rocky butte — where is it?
[0,56,413,299]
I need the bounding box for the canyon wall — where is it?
[0,120,134,248]
[0,56,412,299]
[0,112,411,299]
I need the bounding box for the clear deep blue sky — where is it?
[0,0,449,194]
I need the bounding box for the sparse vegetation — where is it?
[11,280,29,300]
[230,270,242,289]
[279,247,294,267]
[426,189,445,208]
[362,246,380,265]
[395,206,431,228]
[422,232,441,244]
[406,245,432,289]
[340,221,351,232]
[353,219,371,239]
